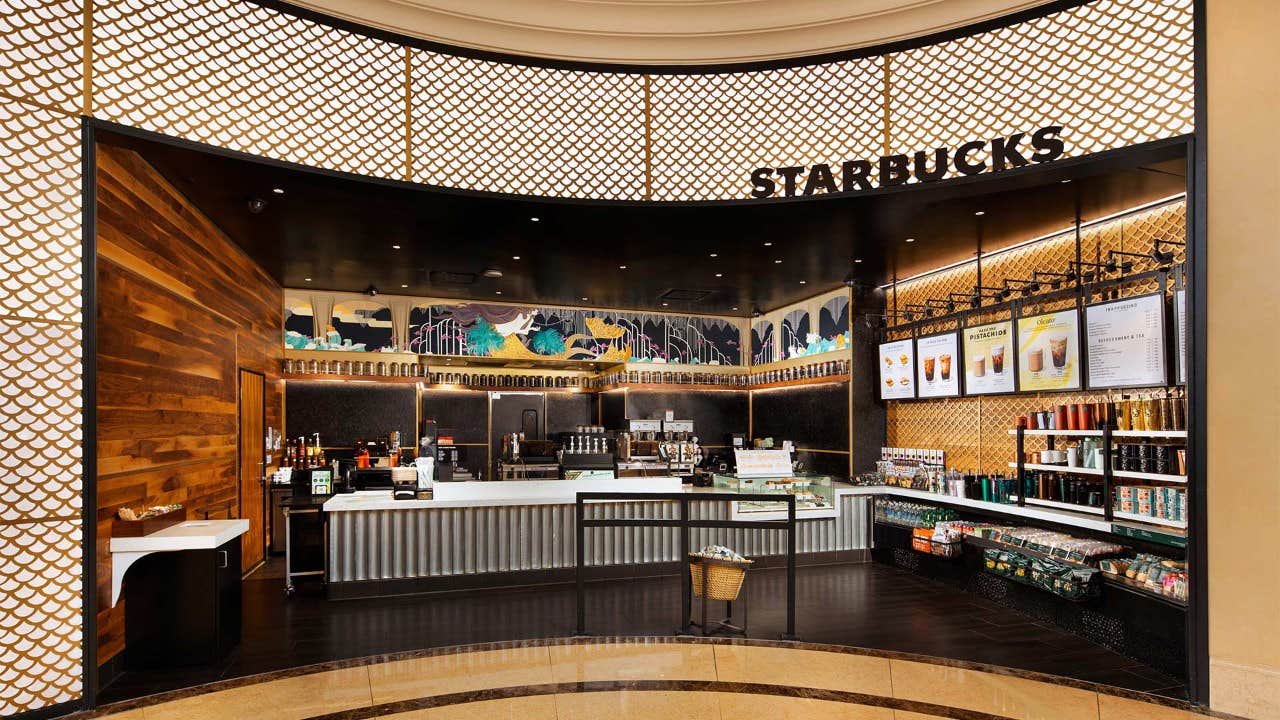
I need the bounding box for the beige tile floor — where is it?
[94,641,1217,720]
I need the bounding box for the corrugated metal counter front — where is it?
[325,490,872,591]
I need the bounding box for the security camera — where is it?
[247,198,267,214]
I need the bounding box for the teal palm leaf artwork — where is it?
[466,319,504,356]
[530,327,566,355]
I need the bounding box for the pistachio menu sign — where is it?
[749,126,1065,198]
[962,321,1015,395]
[1085,294,1168,389]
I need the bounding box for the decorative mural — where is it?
[283,299,398,351]
[751,320,775,365]
[408,303,740,364]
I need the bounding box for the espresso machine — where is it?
[616,419,668,477]
[659,419,701,480]
[499,432,560,480]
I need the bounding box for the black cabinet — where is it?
[124,539,242,669]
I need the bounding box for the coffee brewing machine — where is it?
[558,425,615,480]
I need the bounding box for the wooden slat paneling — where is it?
[95,146,283,663]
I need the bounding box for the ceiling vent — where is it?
[428,270,477,285]
[658,288,712,303]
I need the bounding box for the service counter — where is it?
[322,478,874,597]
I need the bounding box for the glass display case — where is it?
[712,473,839,520]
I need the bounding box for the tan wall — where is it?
[1206,1,1280,718]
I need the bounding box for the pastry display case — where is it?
[711,473,839,520]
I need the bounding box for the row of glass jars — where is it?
[747,359,848,385]
[285,357,425,377]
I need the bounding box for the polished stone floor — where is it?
[97,560,1185,704]
[92,639,1210,720]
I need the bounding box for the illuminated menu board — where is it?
[1016,309,1082,392]
[915,332,960,399]
[878,338,916,400]
[962,320,1015,395]
[1085,293,1168,389]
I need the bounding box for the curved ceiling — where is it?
[281,0,1060,66]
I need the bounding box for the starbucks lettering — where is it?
[749,126,1065,198]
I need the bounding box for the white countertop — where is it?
[326,476,685,512]
[109,519,250,553]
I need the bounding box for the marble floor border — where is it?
[71,636,1242,720]
[301,679,1018,720]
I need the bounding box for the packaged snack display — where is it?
[983,548,1099,600]
[1098,553,1188,602]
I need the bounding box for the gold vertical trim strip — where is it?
[642,74,653,201]
[881,55,891,157]
[81,0,93,115]
[848,288,854,479]
[403,46,412,182]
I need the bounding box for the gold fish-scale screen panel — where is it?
[0,99,81,324]
[0,318,82,522]
[648,58,884,201]
[410,52,647,199]
[0,0,82,113]
[0,520,82,715]
[92,0,406,180]
[889,0,1194,178]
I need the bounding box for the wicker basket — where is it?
[689,553,753,601]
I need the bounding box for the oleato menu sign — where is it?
[915,332,960,398]
[1085,293,1168,389]
[878,338,916,399]
[1016,309,1081,392]
[962,321,1015,395]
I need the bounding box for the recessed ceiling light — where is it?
[392,244,401,249]
[800,280,807,284]
[1061,179,1072,184]
[581,297,588,301]
[905,238,915,243]
[974,211,985,216]
[662,302,669,307]
[271,187,284,195]
[715,273,723,278]
[512,255,521,260]
[304,277,311,282]
[530,217,540,222]
[764,242,773,247]
[619,265,627,269]
[400,284,408,288]
[774,259,783,264]
[854,258,863,263]
[709,253,718,258]
[732,306,739,311]
[495,291,502,295]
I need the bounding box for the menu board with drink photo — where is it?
[915,331,960,398]
[878,338,917,400]
[962,320,1016,395]
[1016,309,1082,392]
[1085,293,1168,389]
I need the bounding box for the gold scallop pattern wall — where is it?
[0,99,82,323]
[886,200,1186,472]
[0,318,82,522]
[648,57,884,201]
[92,0,406,179]
[0,83,83,712]
[410,51,647,199]
[889,0,1195,177]
[0,520,82,715]
[0,0,82,113]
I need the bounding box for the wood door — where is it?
[238,369,266,572]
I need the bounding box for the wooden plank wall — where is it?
[94,146,283,664]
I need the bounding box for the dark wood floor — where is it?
[97,560,1186,703]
